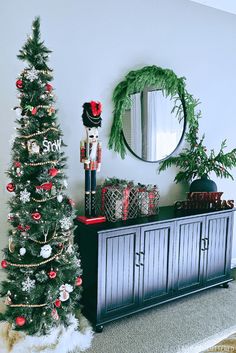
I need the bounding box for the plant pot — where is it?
[189,175,217,193]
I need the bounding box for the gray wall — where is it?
[0,0,236,263]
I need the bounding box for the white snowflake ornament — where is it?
[22,276,35,292]
[25,68,38,82]
[66,244,73,254]
[40,244,52,259]
[60,216,71,230]
[19,189,30,203]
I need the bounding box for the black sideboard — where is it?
[74,206,234,332]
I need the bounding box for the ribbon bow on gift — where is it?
[59,283,73,302]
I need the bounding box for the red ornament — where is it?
[46,83,53,92]
[1,260,7,269]
[31,107,37,115]
[31,212,41,221]
[6,183,15,192]
[90,101,102,116]
[17,224,24,231]
[75,277,82,286]
[16,80,23,89]
[15,316,26,326]
[17,224,30,231]
[14,161,21,168]
[68,199,75,207]
[35,182,53,191]
[48,168,59,177]
[54,299,61,308]
[48,270,57,279]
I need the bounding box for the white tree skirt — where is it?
[0,314,93,353]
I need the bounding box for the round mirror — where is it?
[122,88,185,162]
[109,66,192,161]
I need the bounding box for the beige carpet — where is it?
[86,280,236,353]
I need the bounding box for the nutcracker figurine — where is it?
[78,101,106,224]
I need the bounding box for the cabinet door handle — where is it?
[204,238,209,250]
[140,252,145,266]
[135,252,140,267]
[201,238,206,251]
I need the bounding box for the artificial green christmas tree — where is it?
[0,17,92,352]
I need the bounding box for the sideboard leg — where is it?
[222,282,229,288]
[95,325,104,333]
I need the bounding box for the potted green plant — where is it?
[159,111,236,192]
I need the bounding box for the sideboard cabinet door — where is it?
[97,228,140,323]
[174,217,205,293]
[140,222,174,306]
[204,212,233,285]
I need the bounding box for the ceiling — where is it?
[189,0,236,15]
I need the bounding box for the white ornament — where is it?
[19,189,31,203]
[59,283,73,302]
[16,167,22,176]
[40,244,52,259]
[14,107,22,118]
[19,247,26,256]
[22,276,36,292]
[60,216,71,230]
[25,68,38,82]
[75,258,81,267]
[57,194,63,203]
[66,244,73,254]
[27,139,40,154]
[43,138,61,153]
[63,180,68,189]
[8,213,14,221]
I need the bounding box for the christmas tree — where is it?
[0,17,91,349]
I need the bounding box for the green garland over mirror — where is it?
[108,65,199,159]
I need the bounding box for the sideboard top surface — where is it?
[75,206,235,234]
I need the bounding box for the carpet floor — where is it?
[86,280,236,353]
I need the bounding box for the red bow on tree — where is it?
[35,182,53,191]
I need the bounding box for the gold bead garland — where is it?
[5,248,63,268]
[31,195,57,203]
[24,160,58,166]
[19,127,59,139]
[9,303,47,308]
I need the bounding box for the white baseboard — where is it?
[231,258,236,269]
